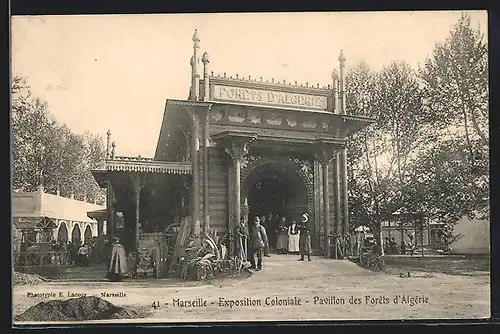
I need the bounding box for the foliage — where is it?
[346,61,424,254]
[180,230,232,281]
[11,76,106,203]
[418,12,489,220]
[357,253,385,271]
[346,13,489,249]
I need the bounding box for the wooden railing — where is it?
[318,234,352,259]
[14,250,105,267]
[14,251,72,267]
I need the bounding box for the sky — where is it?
[11,11,488,157]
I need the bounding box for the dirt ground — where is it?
[12,254,490,324]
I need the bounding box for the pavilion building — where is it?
[91,30,374,264]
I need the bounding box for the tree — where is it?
[346,61,426,255]
[11,76,56,192]
[405,137,488,225]
[419,12,489,220]
[374,61,426,250]
[11,75,107,204]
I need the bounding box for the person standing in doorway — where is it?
[276,216,289,254]
[298,224,312,261]
[260,215,271,257]
[248,216,268,271]
[288,220,300,254]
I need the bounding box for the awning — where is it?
[91,158,192,188]
[87,208,107,221]
[14,217,57,230]
[107,157,192,174]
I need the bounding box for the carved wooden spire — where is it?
[202,52,210,101]
[190,29,201,101]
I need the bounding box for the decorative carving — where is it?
[303,120,317,129]
[248,111,262,124]
[266,113,283,126]
[286,118,297,127]
[314,144,343,166]
[240,154,261,170]
[287,156,314,189]
[215,135,257,161]
[211,111,223,122]
[322,121,331,129]
[228,110,246,123]
[106,159,192,175]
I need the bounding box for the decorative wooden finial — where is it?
[306,82,308,87]
[295,81,297,86]
[248,75,251,80]
[332,69,339,81]
[111,141,116,159]
[339,50,346,65]
[236,74,239,79]
[192,29,200,46]
[272,78,275,83]
[283,79,286,84]
[317,83,320,88]
[224,72,226,77]
[260,77,263,81]
[211,71,214,76]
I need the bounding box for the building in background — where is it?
[12,187,106,252]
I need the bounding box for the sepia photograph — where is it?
[10,11,490,324]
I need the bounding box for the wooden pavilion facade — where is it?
[91,30,374,272]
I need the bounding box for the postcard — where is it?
[11,11,490,325]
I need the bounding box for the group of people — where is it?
[244,213,312,272]
[383,237,400,255]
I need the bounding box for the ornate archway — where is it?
[71,223,82,245]
[241,156,315,243]
[84,225,93,244]
[57,221,68,242]
[241,155,315,217]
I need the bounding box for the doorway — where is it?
[243,161,309,250]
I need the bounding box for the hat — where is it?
[301,212,309,224]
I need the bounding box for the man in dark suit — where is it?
[248,216,269,271]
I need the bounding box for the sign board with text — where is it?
[212,84,329,111]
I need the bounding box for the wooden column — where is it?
[322,159,330,258]
[333,155,341,235]
[216,134,257,257]
[191,113,200,237]
[340,149,348,234]
[225,148,245,257]
[97,219,104,237]
[338,50,349,236]
[317,147,336,258]
[106,181,115,242]
[316,142,343,258]
[203,113,210,231]
[132,174,147,251]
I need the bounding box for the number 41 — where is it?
[151,301,160,309]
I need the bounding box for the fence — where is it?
[14,251,72,267]
[14,250,104,268]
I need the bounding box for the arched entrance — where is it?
[72,224,82,245]
[242,160,310,250]
[57,222,68,242]
[84,225,93,244]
